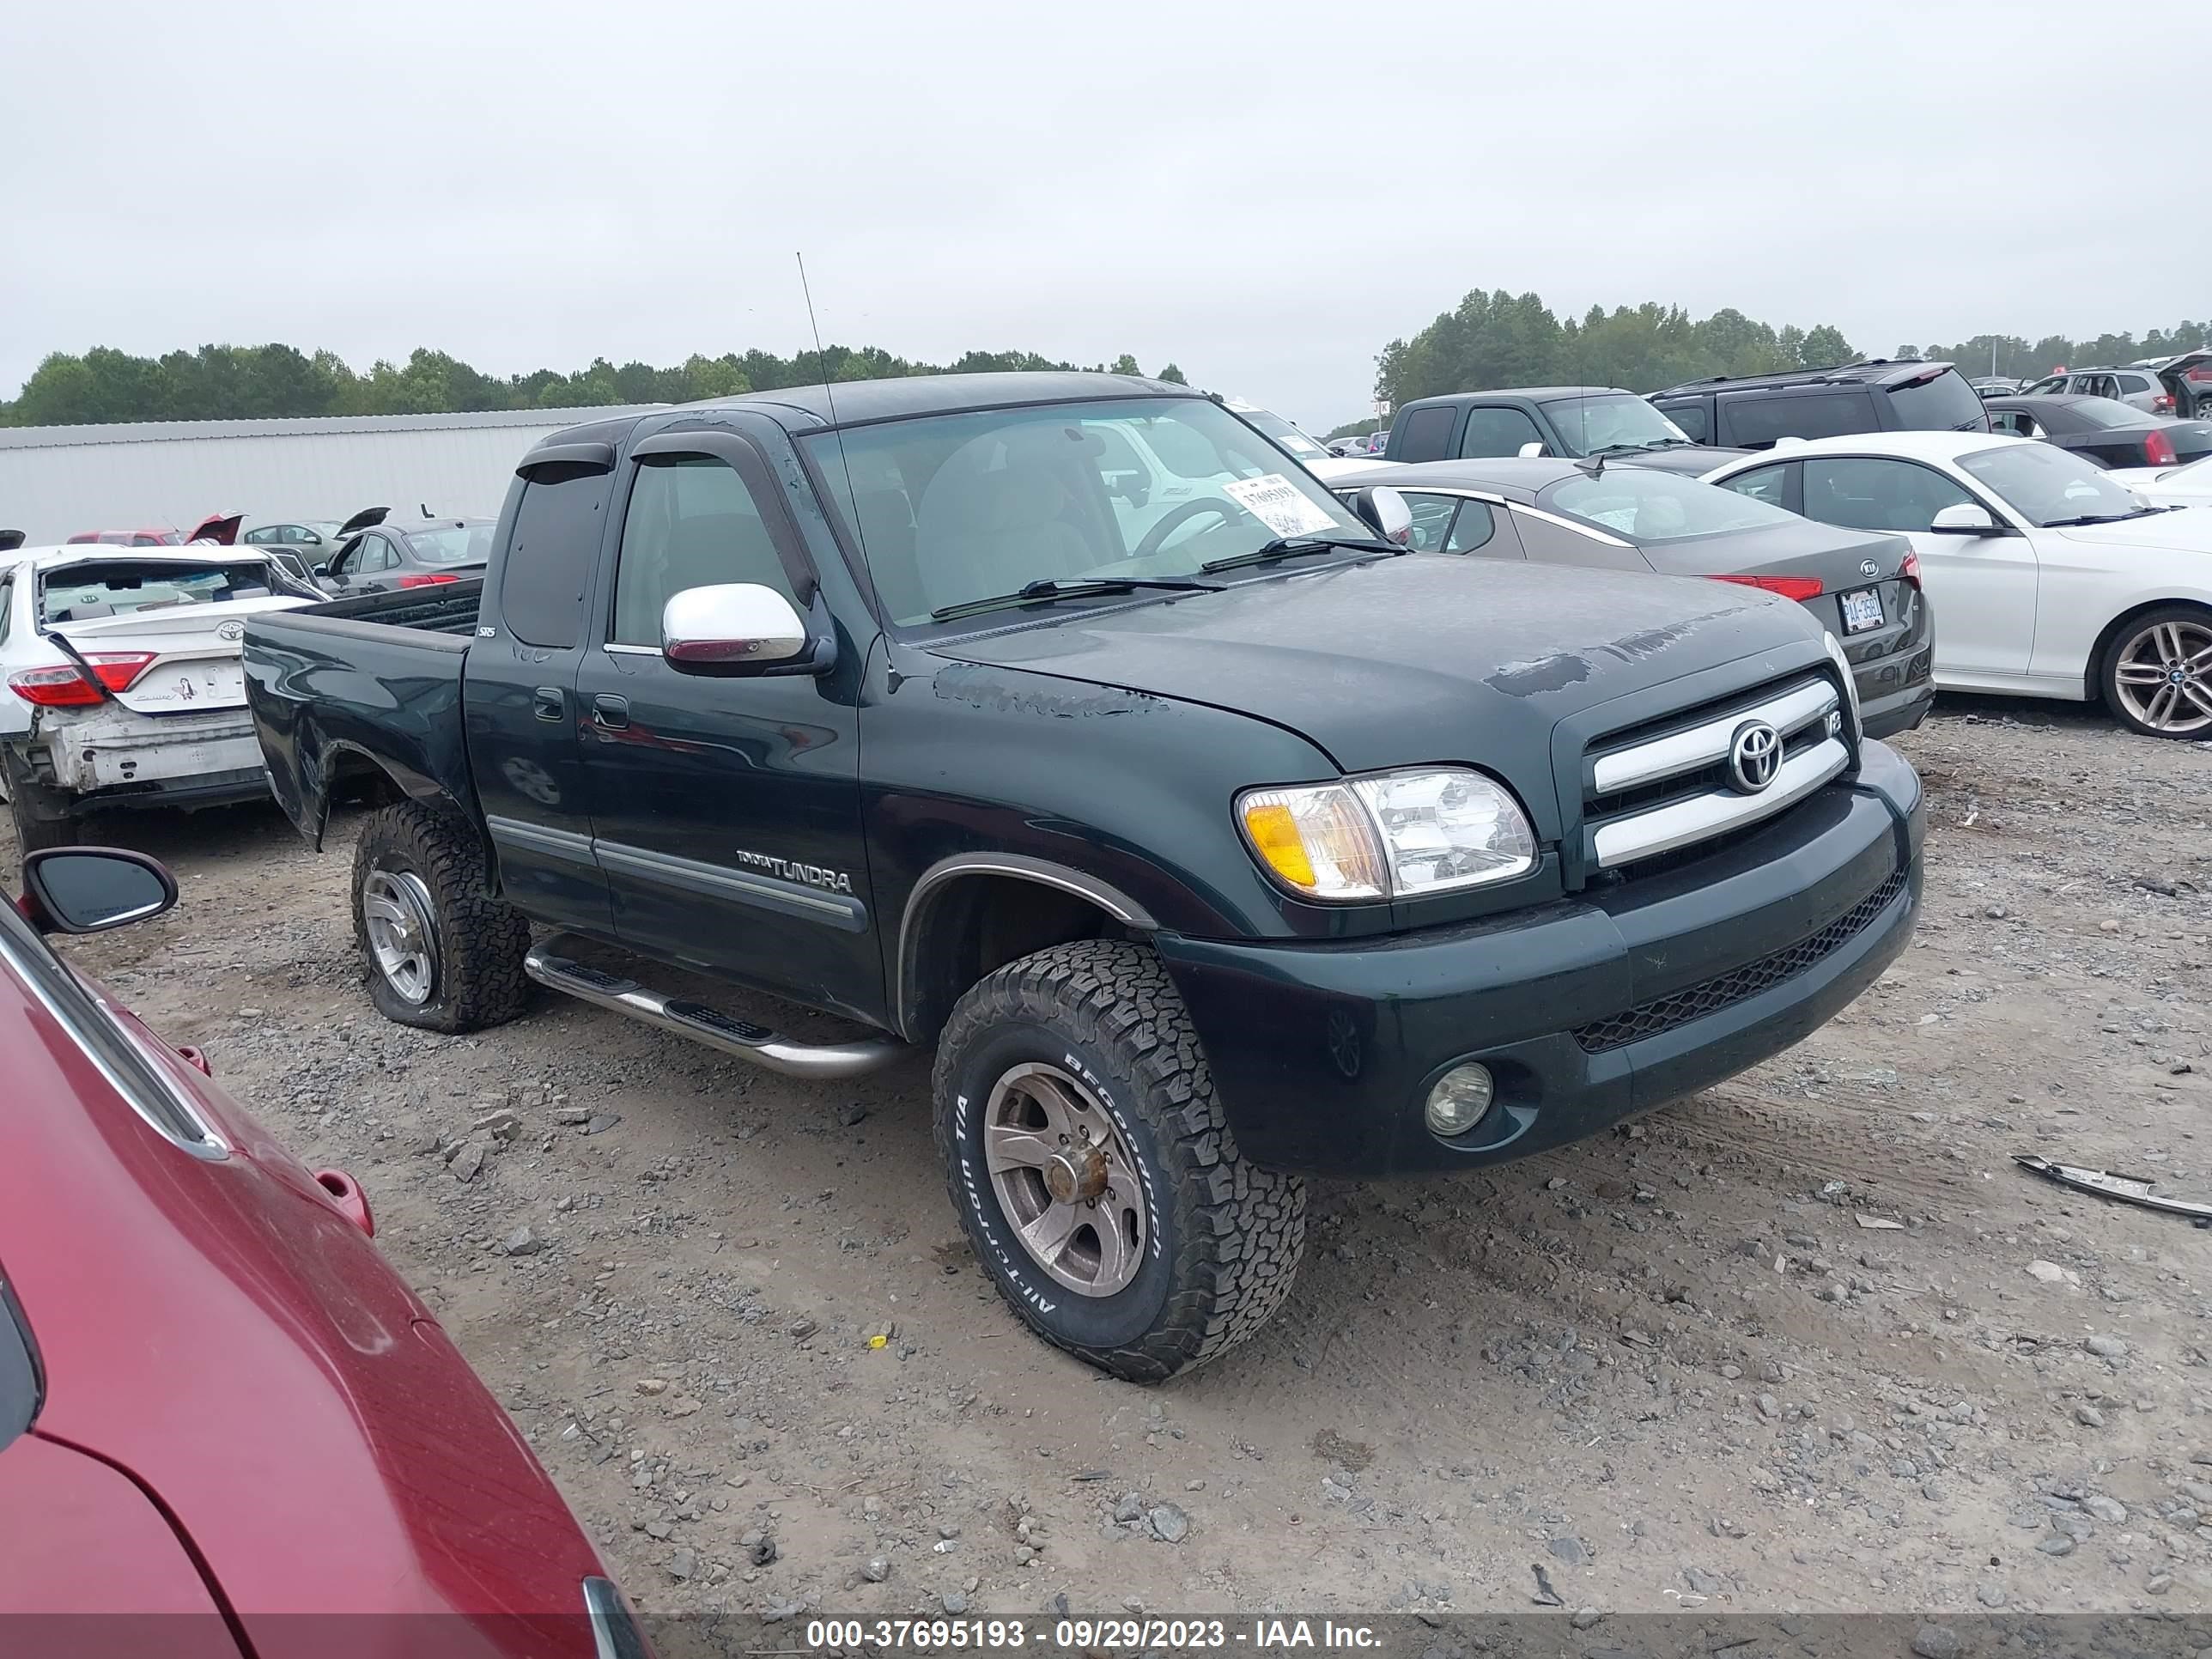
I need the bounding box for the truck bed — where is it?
[301,580,484,635]
[240,580,485,847]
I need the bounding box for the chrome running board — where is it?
[524,933,905,1081]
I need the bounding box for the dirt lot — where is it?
[27,698,2212,1622]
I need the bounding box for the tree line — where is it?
[0,343,1188,428]
[1351,288,2211,439]
[10,295,2207,434]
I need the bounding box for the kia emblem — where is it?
[1857,559,1880,579]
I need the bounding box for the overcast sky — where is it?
[3,2,2205,431]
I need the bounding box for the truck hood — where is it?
[927,555,1817,772]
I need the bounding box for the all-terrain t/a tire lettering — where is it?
[933,939,1307,1382]
[349,800,531,1033]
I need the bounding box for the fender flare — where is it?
[894,854,1159,1041]
[301,738,488,866]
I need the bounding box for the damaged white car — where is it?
[0,546,320,849]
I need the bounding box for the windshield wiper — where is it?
[929,576,1219,623]
[1201,534,1399,574]
[2044,507,2161,527]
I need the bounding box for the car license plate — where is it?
[1841,586,1884,635]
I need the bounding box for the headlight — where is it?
[1821,631,1863,738]
[1238,768,1536,902]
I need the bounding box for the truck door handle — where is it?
[591,694,630,730]
[532,687,566,722]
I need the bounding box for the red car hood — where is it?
[0,961,604,1641]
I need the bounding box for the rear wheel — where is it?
[2102,605,2212,738]
[350,801,531,1031]
[933,939,1306,1381]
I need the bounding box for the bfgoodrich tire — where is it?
[933,939,1306,1381]
[350,801,531,1033]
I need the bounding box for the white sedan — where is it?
[2107,453,2212,508]
[0,545,319,848]
[1702,431,2212,738]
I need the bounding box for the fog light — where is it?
[1425,1063,1496,1138]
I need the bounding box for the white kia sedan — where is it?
[1703,432,2212,738]
[0,546,320,848]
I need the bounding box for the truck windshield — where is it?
[1540,394,1692,457]
[805,397,1370,626]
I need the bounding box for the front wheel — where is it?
[2102,605,2212,738]
[933,939,1306,1381]
[350,800,531,1031]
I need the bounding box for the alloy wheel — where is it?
[362,866,441,1005]
[2112,618,2212,734]
[982,1061,1148,1297]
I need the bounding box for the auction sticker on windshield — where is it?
[1221,474,1339,539]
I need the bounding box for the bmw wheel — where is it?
[2103,606,2212,738]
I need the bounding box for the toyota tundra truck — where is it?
[243,372,1923,1381]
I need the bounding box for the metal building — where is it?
[0,406,660,544]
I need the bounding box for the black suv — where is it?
[1651,361,1990,451]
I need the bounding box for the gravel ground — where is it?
[23,696,2212,1621]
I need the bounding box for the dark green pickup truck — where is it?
[245,372,1923,1380]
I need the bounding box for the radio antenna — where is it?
[797,251,841,428]
[796,251,873,592]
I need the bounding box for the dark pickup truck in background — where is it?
[245,372,1923,1380]
[1382,386,1750,476]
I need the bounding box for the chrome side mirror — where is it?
[1516,441,1547,459]
[21,848,178,934]
[662,583,820,675]
[1929,502,1999,535]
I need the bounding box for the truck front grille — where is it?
[1571,866,1907,1053]
[1582,673,1850,873]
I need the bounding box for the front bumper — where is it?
[1158,742,1923,1176]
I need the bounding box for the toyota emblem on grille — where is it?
[218,620,246,641]
[1858,558,1880,579]
[1728,720,1781,793]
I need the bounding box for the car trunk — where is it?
[47,594,305,715]
[2166,420,2212,465]
[1638,520,1919,668]
[2156,353,2212,419]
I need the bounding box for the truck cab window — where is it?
[1457,406,1545,459]
[502,465,613,649]
[612,455,798,647]
[1392,405,1457,464]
